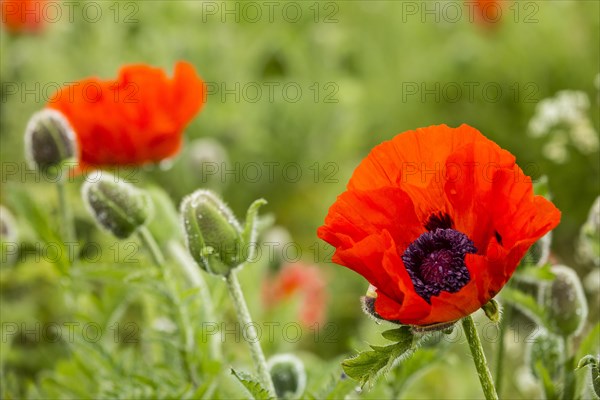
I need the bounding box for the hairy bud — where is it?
[540,265,588,338]
[268,353,306,399]
[82,174,153,239]
[24,109,78,173]
[180,190,243,276]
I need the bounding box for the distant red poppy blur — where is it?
[47,61,206,173]
[318,124,560,326]
[262,262,327,327]
[472,0,503,25]
[1,0,46,33]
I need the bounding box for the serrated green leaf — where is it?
[499,287,550,328]
[231,368,274,400]
[381,327,412,342]
[342,326,417,388]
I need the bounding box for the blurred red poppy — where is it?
[472,0,503,25]
[262,262,327,327]
[318,124,560,326]
[1,0,46,33]
[47,61,206,172]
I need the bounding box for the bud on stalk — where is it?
[24,109,78,175]
[268,353,307,399]
[82,174,153,239]
[180,190,243,276]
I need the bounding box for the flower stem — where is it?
[168,240,222,359]
[225,270,276,396]
[494,304,511,396]
[56,179,76,256]
[138,227,198,388]
[462,315,499,400]
[562,336,575,400]
[138,226,165,267]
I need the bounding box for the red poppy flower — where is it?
[472,0,503,25]
[47,61,206,172]
[262,262,328,327]
[1,0,46,33]
[317,124,560,326]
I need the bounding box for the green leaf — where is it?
[8,188,69,274]
[342,326,418,388]
[499,287,550,328]
[534,360,558,400]
[231,368,274,400]
[576,323,600,363]
[381,327,410,342]
[241,198,267,250]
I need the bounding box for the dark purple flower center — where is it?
[402,228,476,304]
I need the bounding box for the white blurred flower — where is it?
[528,90,598,163]
[542,131,569,164]
[152,316,176,333]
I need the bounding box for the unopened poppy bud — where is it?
[360,284,382,321]
[267,354,306,399]
[482,299,502,323]
[82,174,153,239]
[180,189,243,276]
[24,109,78,173]
[577,355,600,398]
[540,265,588,338]
[526,329,563,380]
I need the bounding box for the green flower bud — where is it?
[526,329,563,380]
[360,284,382,321]
[540,265,588,338]
[482,298,502,323]
[268,354,306,399]
[82,174,153,239]
[180,189,243,276]
[577,355,600,398]
[24,109,78,173]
